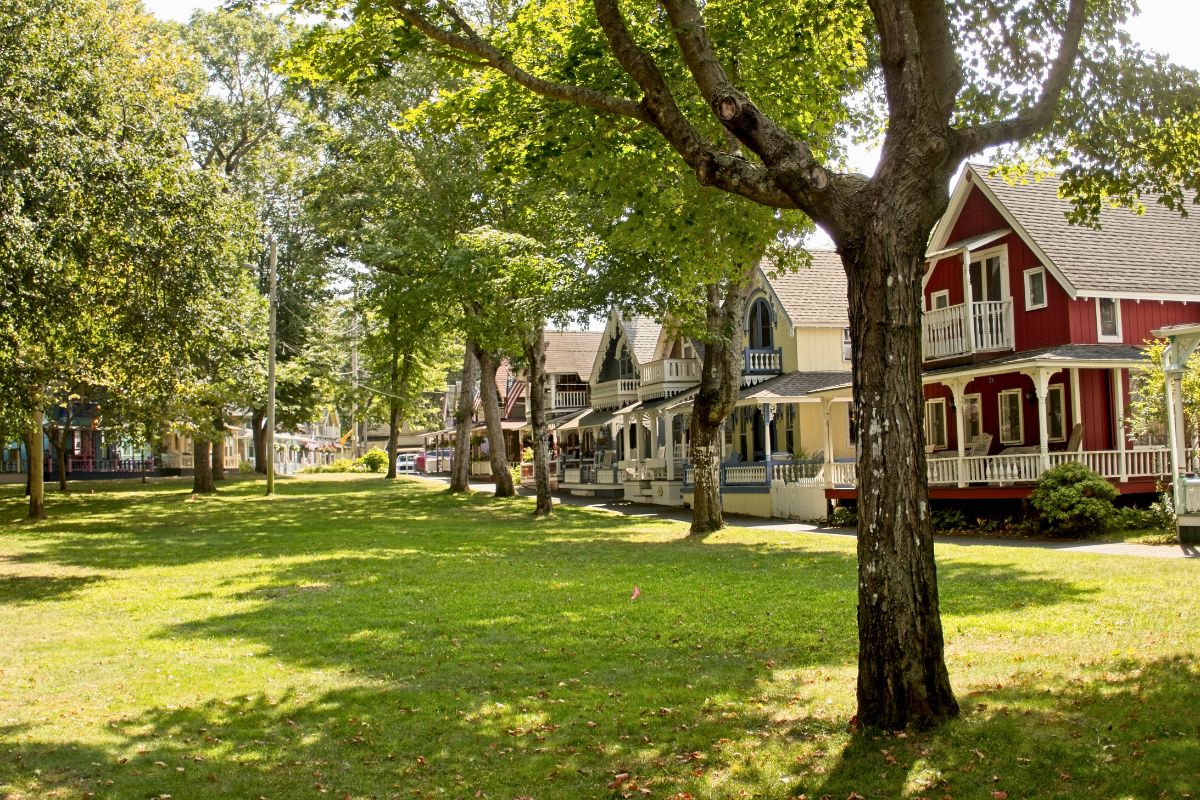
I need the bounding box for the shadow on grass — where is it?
[0,573,105,605]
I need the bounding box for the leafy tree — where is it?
[1128,340,1200,455]
[0,0,255,517]
[295,0,1200,729]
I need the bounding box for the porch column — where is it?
[1070,368,1082,431]
[1112,367,1128,482]
[763,402,774,485]
[822,399,834,489]
[548,374,557,412]
[948,379,967,488]
[1028,368,1053,471]
[664,411,675,481]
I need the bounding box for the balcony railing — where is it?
[551,388,589,409]
[922,299,1014,360]
[744,347,783,376]
[591,378,640,410]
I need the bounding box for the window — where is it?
[1047,384,1066,442]
[963,393,983,440]
[618,343,634,378]
[930,290,950,310]
[924,398,948,450]
[1024,267,1047,310]
[748,298,774,349]
[842,327,852,361]
[998,389,1024,445]
[969,252,1005,303]
[1096,298,1122,342]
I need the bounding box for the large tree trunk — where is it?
[474,346,515,497]
[211,415,226,481]
[252,408,268,473]
[688,274,754,534]
[25,409,45,520]
[835,186,959,731]
[449,344,478,492]
[522,325,552,516]
[192,438,215,494]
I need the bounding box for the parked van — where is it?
[396,452,417,475]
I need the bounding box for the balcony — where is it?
[549,387,589,410]
[638,357,701,401]
[922,300,1014,360]
[591,378,640,410]
[743,347,783,377]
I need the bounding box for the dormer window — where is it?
[748,298,773,349]
[1096,297,1122,342]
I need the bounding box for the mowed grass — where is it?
[0,476,1196,800]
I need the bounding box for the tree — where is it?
[0,0,255,517]
[1128,341,1200,453]
[298,0,1200,729]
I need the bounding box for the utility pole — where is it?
[265,238,277,496]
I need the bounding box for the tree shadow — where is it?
[0,573,105,605]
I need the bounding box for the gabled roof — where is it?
[761,251,849,328]
[542,330,603,376]
[588,311,662,383]
[934,164,1200,301]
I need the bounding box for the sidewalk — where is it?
[415,474,1199,560]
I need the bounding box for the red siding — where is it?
[1077,369,1113,450]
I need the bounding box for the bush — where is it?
[238,460,255,474]
[828,505,857,528]
[932,508,968,532]
[301,458,358,474]
[1029,463,1119,537]
[356,448,388,473]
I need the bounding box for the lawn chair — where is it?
[965,433,993,457]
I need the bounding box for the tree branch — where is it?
[388,0,651,123]
[952,0,1088,155]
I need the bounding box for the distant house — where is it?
[832,163,1200,502]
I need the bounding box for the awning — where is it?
[471,419,526,432]
[617,387,700,417]
[556,408,622,432]
[925,228,1010,261]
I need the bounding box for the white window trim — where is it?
[1096,297,1123,342]
[998,388,1024,445]
[1047,383,1067,443]
[925,398,948,450]
[963,392,983,440]
[930,289,950,310]
[1023,267,1048,310]
[841,327,852,362]
[968,245,1010,303]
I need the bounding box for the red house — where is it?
[915,164,1200,498]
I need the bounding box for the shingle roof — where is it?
[738,371,852,402]
[621,315,662,365]
[542,330,603,376]
[763,251,849,327]
[923,344,1149,378]
[970,165,1200,298]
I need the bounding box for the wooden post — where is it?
[1112,367,1128,482]
[950,379,967,488]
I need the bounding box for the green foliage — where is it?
[355,448,388,473]
[238,461,257,474]
[1029,463,1120,538]
[1126,340,1200,447]
[301,458,358,473]
[932,508,969,533]
[828,505,857,528]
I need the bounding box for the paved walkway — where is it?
[417,474,1199,560]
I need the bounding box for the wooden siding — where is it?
[1067,296,1200,345]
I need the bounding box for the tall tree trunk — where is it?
[522,325,553,516]
[193,438,215,494]
[835,189,958,731]
[46,421,69,492]
[449,344,478,492]
[25,409,45,520]
[211,415,226,481]
[688,273,754,535]
[386,326,414,480]
[474,346,515,497]
[252,407,268,473]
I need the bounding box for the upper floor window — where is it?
[618,343,635,378]
[969,252,1005,303]
[748,298,773,350]
[842,328,852,361]
[1096,298,1122,342]
[1024,267,1047,310]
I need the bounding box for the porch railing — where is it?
[744,347,783,376]
[925,447,1173,486]
[552,388,589,408]
[591,378,639,409]
[640,358,701,386]
[922,299,1013,360]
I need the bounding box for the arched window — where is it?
[618,343,634,378]
[748,298,773,349]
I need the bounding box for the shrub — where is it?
[356,449,388,473]
[1029,463,1118,537]
[301,458,358,474]
[828,505,857,528]
[932,508,968,532]
[238,461,255,474]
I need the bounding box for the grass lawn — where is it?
[1,475,1197,800]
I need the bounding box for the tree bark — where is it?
[474,345,515,497]
[522,325,553,516]
[252,408,268,473]
[211,414,226,481]
[835,188,959,732]
[25,409,45,520]
[386,325,414,480]
[193,438,215,494]
[46,420,69,492]
[449,344,478,492]
[688,274,754,535]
